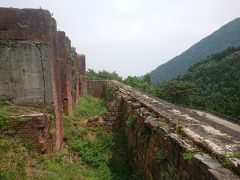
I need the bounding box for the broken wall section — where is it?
[0,7,87,152]
[8,113,53,153]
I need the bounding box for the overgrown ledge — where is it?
[88,80,240,179]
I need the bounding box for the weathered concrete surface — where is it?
[0,7,87,152]
[0,41,53,104]
[195,110,240,133]
[88,80,240,179]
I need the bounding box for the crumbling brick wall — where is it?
[8,113,52,153]
[0,7,87,152]
[87,80,107,98]
[57,31,73,115]
[88,80,240,180]
[0,8,52,42]
[78,54,87,95]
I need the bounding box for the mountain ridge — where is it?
[150,18,240,84]
[156,46,240,120]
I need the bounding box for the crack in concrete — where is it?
[36,43,46,104]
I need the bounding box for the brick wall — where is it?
[8,113,52,153]
[49,17,63,151]
[0,8,52,42]
[87,80,107,98]
[78,54,87,95]
[0,7,87,152]
[57,31,73,115]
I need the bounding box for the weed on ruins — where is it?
[0,94,133,179]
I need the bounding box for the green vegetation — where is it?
[159,46,240,120]
[105,85,118,102]
[139,127,151,144]
[157,80,197,105]
[154,148,166,162]
[124,75,158,96]
[169,165,177,177]
[220,157,231,169]
[116,47,240,122]
[150,18,240,84]
[87,69,123,82]
[231,152,240,158]
[73,94,107,117]
[0,138,28,180]
[126,116,134,127]
[110,119,133,179]
[183,152,193,161]
[0,96,10,107]
[0,94,133,179]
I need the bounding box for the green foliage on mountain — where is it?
[87,69,123,82]
[158,46,240,121]
[150,18,240,84]
[87,49,240,121]
[124,74,157,95]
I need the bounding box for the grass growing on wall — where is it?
[73,94,107,117]
[0,94,132,179]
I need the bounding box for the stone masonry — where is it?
[88,80,240,180]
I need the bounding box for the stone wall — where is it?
[88,80,240,180]
[0,7,87,152]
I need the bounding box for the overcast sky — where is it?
[2,0,240,77]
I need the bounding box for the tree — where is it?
[158,80,197,105]
[143,73,151,85]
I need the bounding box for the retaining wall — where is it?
[88,80,240,180]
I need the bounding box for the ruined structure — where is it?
[0,7,239,179]
[0,8,87,152]
[88,80,240,179]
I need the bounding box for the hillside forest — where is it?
[87,46,240,122]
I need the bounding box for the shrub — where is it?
[183,152,193,161]
[74,94,107,117]
[0,96,10,107]
[126,116,134,127]
[154,148,166,161]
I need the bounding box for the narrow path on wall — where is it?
[129,85,240,138]
[195,110,240,133]
[118,82,240,158]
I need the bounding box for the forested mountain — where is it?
[86,47,240,121]
[150,18,240,84]
[158,47,240,120]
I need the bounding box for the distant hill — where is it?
[158,46,240,120]
[150,18,240,84]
